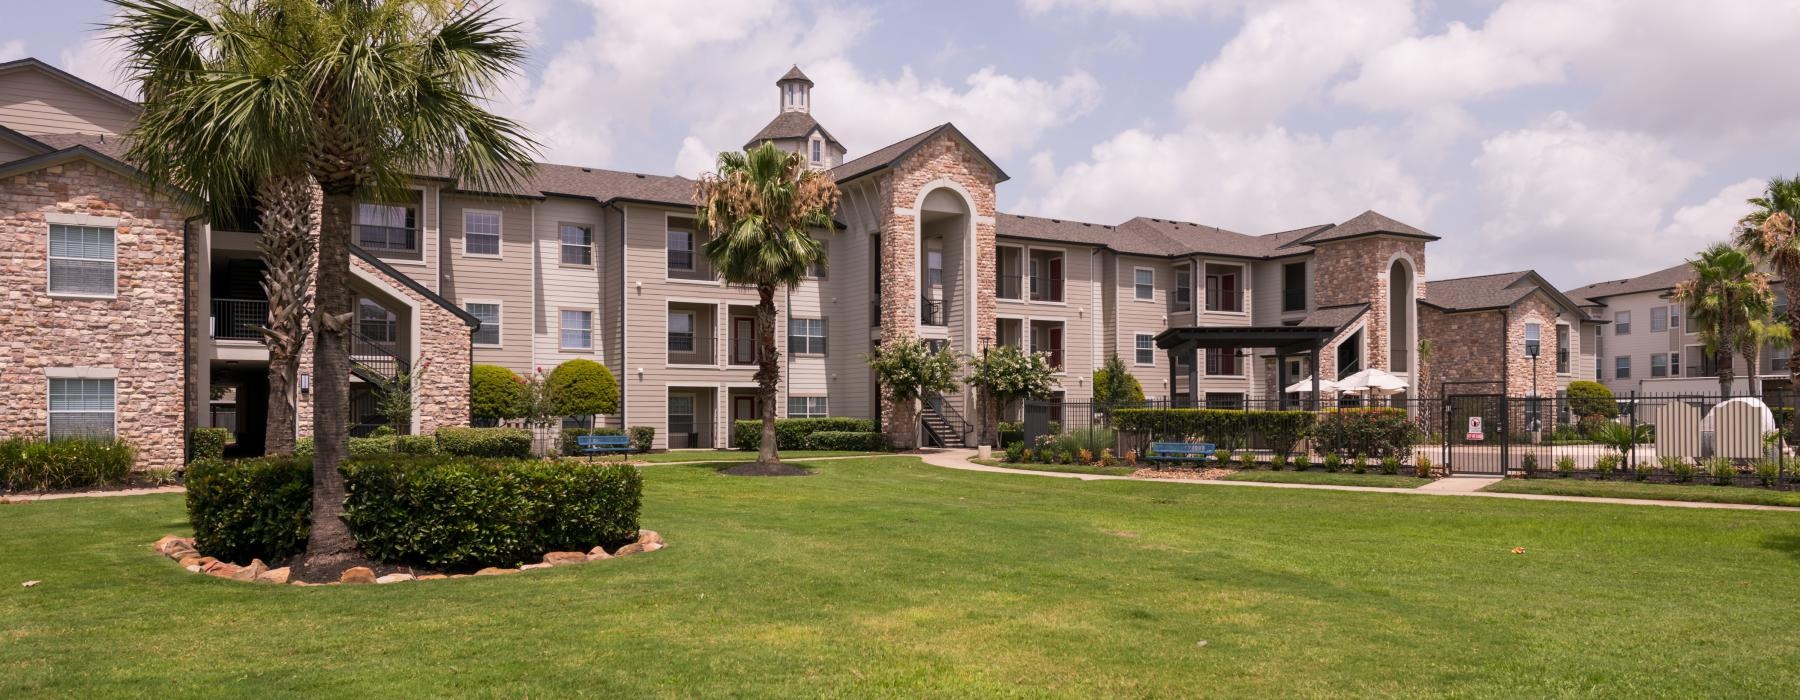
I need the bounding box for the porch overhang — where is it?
[1153,325,1342,408]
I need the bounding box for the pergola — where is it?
[1153,325,1342,408]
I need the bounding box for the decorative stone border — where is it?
[152,531,667,586]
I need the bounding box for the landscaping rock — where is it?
[416,574,447,581]
[376,573,415,584]
[586,546,612,561]
[256,567,291,585]
[185,565,203,573]
[206,563,243,579]
[230,560,268,582]
[636,530,665,547]
[544,551,587,566]
[520,563,553,571]
[178,555,209,568]
[612,543,646,557]
[339,567,377,584]
[474,567,515,576]
[642,541,665,553]
[153,534,188,556]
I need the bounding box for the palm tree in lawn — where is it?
[111,0,537,579]
[1673,243,1770,398]
[1733,176,1800,391]
[1738,318,1790,398]
[694,142,840,472]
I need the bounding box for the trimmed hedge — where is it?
[185,456,312,564]
[189,427,231,461]
[1112,408,1316,453]
[547,359,620,416]
[296,434,440,458]
[804,431,887,451]
[1312,408,1422,460]
[342,456,642,569]
[732,418,878,450]
[560,427,624,456]
[0,437,136,492]
[436,427,532,458]
[628,426,656,453]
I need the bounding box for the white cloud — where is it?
[60,37,134,99]
[813,65,1100,160]
[0,40,25,63]
[1661,177,1764,245]
[1018,0,1241,18]
[1021,124,1430,232]
[1469,112,1706,284]
[1176,0,1414,129]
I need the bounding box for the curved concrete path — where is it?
[914,448,1800,513]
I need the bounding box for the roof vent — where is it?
[634,174,646,179]
[581,167,592,173]
[1051,219,1062,223]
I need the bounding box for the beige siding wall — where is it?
[994,239,1099,404]
[531,197,608,372]
[0,69,135,136]
[439,193,535,373]
[1108,253,1255,401]
[0,138,36,163]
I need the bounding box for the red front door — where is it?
[732,317,757,364]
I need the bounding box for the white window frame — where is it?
[1651,353,1668,377]
[666,215,699,277]
[1615,355,1631,379]
[46,371,117,441]
[1614,311,1631,335]
[810,137,823,164]
[1133,267,1155,301]
[357,298,398,344]
[807,239,828,279]
[46,221,118,299]
[464,300,502,348]
[1650,306,1668,333]
[787,396,828,418]
[1555,323,1572,375]
[461,209,503,258]
[1173,266,1193,310]
[1134,333,1156,366]
[559,308,594,351]
[788,318,827,355]
[1523,322,1542,358]
[559,222,594,267]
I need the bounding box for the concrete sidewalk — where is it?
[915,449,1800,513]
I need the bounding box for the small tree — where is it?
[968,345,1058,445]
[864,338,962,450]
[374,358,429,436]
[520,368,560,430]
[546,359,620,426]
[470,364,527,424]
[1565,380,1616,420]
[1092,353,1145,416]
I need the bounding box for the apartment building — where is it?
[3,59,1601,462]
[1566,263,1790,396]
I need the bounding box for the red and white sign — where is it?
[1466,416,1484,442]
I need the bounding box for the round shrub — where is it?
[471,364,527,421]
[628,426,656,453]
[804,431,887,451]
[189,427,231,461]
[547,359,621,417]
[1566,381,1616,419]
[185,456,312,564]
[436,427,532,458]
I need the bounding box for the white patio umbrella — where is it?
[1335,368,1409,396]
[1284,376,1340,394]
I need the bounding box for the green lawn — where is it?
[631,449,888,463]
[971,458,1135,476]
[1484,478,1800,508]
[6,456,1800,696]
[1222,469,1430,488]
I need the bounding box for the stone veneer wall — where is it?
[1418,306,1505,395]
[1505,292,1563,401]
[0,159,193,470]
[1311,236,1427,378]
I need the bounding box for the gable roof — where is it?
[777,65,813,85]
[1291,210,1439,246]
[0,123,53,162]
[1563,262,1693,305]
[830,123,1010,185]
[526,162,695,207]
[1423,269,1588,316]
[744,111,841,149]
[1301,303,1369,331]
[0,57,140,114]
[29,131,128,160]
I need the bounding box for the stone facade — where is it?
[1505,292,1564,401]
[1419,306,1505,395]
[0,159,194,470]
[1311,236,1427,379]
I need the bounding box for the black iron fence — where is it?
[1017,392,1800,488]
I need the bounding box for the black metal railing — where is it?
[349,330,408,382]
[1029,277,1064,302]
[997,274,1023,300]
[921,296,946,326]
[667,333,717,365]
[354,224,417,253]
[928,394,974,442]
[730,336,760,365]
[211,298,269,341]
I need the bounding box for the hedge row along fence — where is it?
[187,454,643,569]
[1110,407,1422,460]
[731,418,885,451]
[298,427,535,460]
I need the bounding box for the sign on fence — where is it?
[1466,416,1484,442]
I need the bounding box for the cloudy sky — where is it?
[9,0,1800,288]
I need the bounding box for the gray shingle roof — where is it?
[1423,271,1537,311]
[778,66,813,85]
[29,132,128,160]
[525,162,695,207]
[995,213,1119,246]
[1296,210,1439,245]
[829,123,1009,185]
[1563,262,1693,305]
[1301,303,1368,330]
[744,111,840,149]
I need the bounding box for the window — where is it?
[560,310,593,350]
[1134,268,1154,300]
[927,250,943,288]
[1769,346,1790,373]
[1135,334,1155,365]
[1282,262,1306,312]
[358,299,396,343]
[48,224,116,296]
[668,395,695,439]
[1205,347,1243,376]
[667,312,695,352]
[1615,355,1631,379]
[1524,322,1541,358]
[667,229,695,272]
[1205,264,1242,312]
[808,240,828,278]
[467,303,501,346]
[1029,253,1064,302]
[1685,304,1697,329]
[1650,306,1668,332]
[559,224,592,266]
[810,139,822,163]
[1337,330,1363,377]
[1204,392,1245,409]
[1651,353,1668,377]
[1671,351,1682,376]
[1556,325,1571,373]
[1174,268,1192,309]
[788,396,827,418]
[48,377,115,440]
[788,318,826,354]
[1614,311,1631,335]
[463,210,501,256]
[356,204,417,252]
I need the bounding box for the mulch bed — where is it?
[1130,466,1234,480]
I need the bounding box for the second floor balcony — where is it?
[921,296,947,326]
[667,332,717,365]
[1028,276,1063,302]
[211,298,269,341]
[355,224,418,254]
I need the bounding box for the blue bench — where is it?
[576,434,635,458]
[1146,441,1216,465]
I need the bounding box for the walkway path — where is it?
[4,485,184,503]
[915,449,1800,513]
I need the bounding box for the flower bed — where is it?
[151,529,667,585]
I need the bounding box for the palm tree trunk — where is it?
[755,283,781,466]
[1718,345,1734,399]
[299,191,365,579]
[256,170,319,456]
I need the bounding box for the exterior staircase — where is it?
[921,396,970,448]
[348,330,410,435]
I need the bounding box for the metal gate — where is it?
[1444,394,1509,476]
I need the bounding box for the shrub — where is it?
[1706,457,1736,485]
[806,431,887,451]
[1238,450,1256,469]
[1269,455,1287,471]
[1668,458,1695,482]
[1323,453,1343,472]
[1124,449,1138,467]
[629,426,656,453]
[471,364,528,421]
[190,427,231,461]
[1554,456,1576,476]
[1566,381,1616,419]
[733,418,878,450]
[1756,460,1780,487]
[436,427,532,458]
[1634,460,1653,481]
[1077,448,1094,464]
[185,456,312,564]
[395,435,438,455]
[1004,441,1025,463]
[558,427,624,456]
[1020,448,1035,464]
[1112,408,1315,454]
[1217,448,1233,465]
[342,456,642,570]
[369,425,397,438]
[1590,454,1616,476]
[1380,456,1401,475]
[998,421,1024,448]
[1098,448,1115,467]
[1414,455,1433,478]
[1312,409,1421,460]
[1352,454,1370,474]
[1293,454,1312,471]
[547,359,621,417]
[0,437,136,492]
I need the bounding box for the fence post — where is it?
[1628,390,1639,473]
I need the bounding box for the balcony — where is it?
[729,335,760,366]
[211,298,269,341]
[997,274,1023,300]
[921,296,947,327]
[1028,276,1063,302]
[1557,347,1570,374]
[355,224,417,254]
[667,333,717,365]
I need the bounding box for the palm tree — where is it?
[1739,318,1791,397]
[1673,243,1770,398]
[694,143,839,469]
[111,0,537,579]
[1733,176,1800,390]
